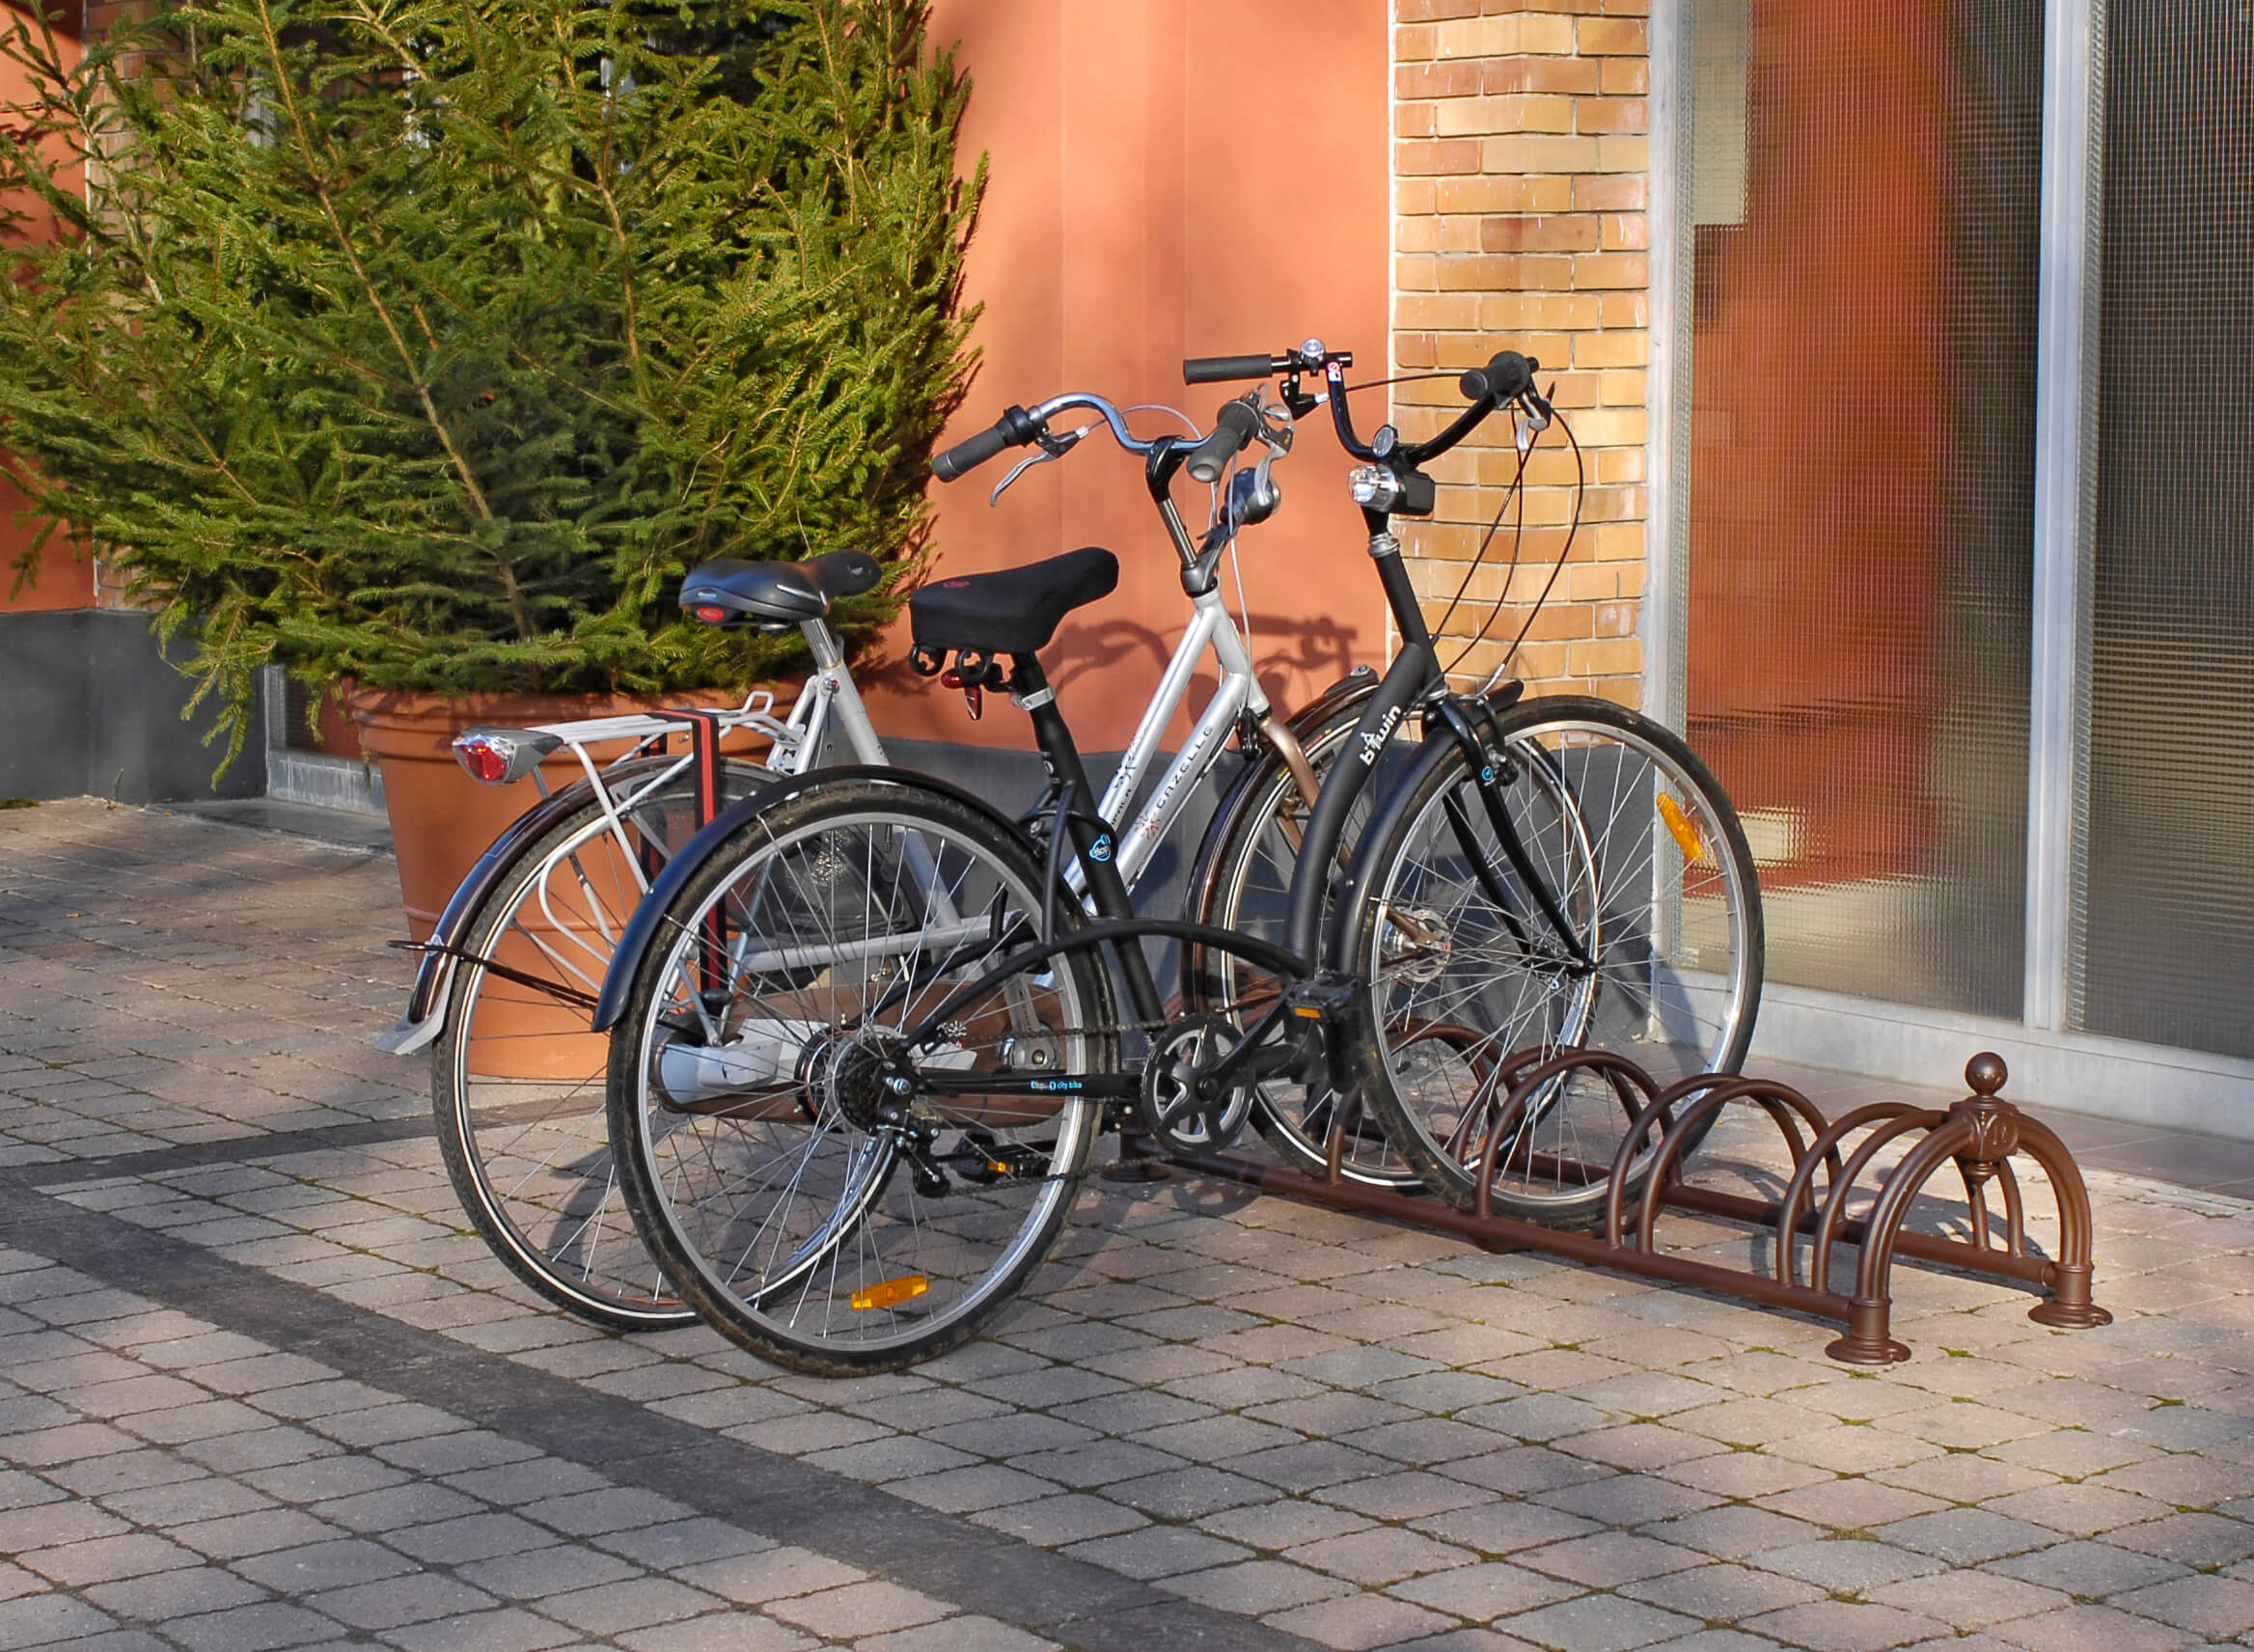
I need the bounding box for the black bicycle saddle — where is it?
[681,550,884,625]
[909,546,1118,656]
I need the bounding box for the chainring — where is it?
[1138,1012,1257,1156]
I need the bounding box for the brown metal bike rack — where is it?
[1177,1051,2109,1364]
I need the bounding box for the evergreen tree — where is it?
[0,0,981,764]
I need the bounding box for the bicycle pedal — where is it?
[1283,972,1365,1026]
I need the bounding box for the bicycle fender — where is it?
[378,756,777,1054]
[588,764,1040,1033]
[376,773,623,1055]
[1179,668,1379,1007]
[1286,646,1436,965]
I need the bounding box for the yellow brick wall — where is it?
[1391,0,1649,705]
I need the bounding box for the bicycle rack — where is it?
[1178,1051,2110,1364]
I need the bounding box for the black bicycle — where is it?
[595,340,1763,1374]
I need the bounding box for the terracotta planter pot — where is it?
[353,686,760,1080]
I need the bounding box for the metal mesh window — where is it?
[2075,1,2254,1055]
[1684,0,2044,1016]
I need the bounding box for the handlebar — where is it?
[1184,399,1259,484]
[930,390,1258,482]
[1325,347,1540,468]
[933,341,1548,491]
[1459,350,1534,403]
[1184,353,1284,385]
[932,404,1043,482]
[1178,341,1543,472]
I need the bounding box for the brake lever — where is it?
[1513,385,1554,455]
[1199,395,1296,538]
[1252,398,1296,454]
[990,425,1087,507]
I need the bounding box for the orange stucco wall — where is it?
[870,1,1391,753]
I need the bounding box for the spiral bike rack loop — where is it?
[1177,1051,2110,1365]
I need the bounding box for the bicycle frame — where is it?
[585,590,1295,1052]
[896,642,1443,1079]
[881,346,1601,1131]
[1083,581,1269,895]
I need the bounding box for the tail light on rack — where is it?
[452,728,557,786]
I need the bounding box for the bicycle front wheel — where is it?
[606,778,1111,1376]
[1345,697,1762,1224]
[433,758,769,1331]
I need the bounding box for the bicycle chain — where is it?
[916,1009,1282,1187]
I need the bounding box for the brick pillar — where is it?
[1392,1,1649,705]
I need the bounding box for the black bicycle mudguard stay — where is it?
[588,765,1043,1032]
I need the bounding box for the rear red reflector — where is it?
[455,739,510,785]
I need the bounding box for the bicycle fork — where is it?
[1423,693,1597,976]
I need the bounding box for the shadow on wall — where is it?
[1048,613,1363,711]
[857,610,1364,730]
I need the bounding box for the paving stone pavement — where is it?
[4,797,2254,1652]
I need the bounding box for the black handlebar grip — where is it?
[932,405,1039,482]
[1183,353,1278,386]
[1458,350,1536,403]
[1185,399,1260,485]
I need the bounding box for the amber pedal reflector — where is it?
[849,1276,928,1311]
[1657,793,1705,863]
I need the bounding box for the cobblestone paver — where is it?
[0,1245,1051,1652]
[6,799,2254,1652]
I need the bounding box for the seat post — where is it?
[1008,654,1165,1025]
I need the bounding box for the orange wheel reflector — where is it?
[1657,793,1705,863]
[849,1276,928,1311]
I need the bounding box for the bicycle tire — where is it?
[1183,695,1424,1188]
[605,776,1113,1375]
[432,757,770,1331]
[1343,697,1762,1225]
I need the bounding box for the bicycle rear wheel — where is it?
[1344,698,1762,1225]
[432,758,768,1330]
[606,778,1112,1375]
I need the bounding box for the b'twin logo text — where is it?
[1357,703,1404,766]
